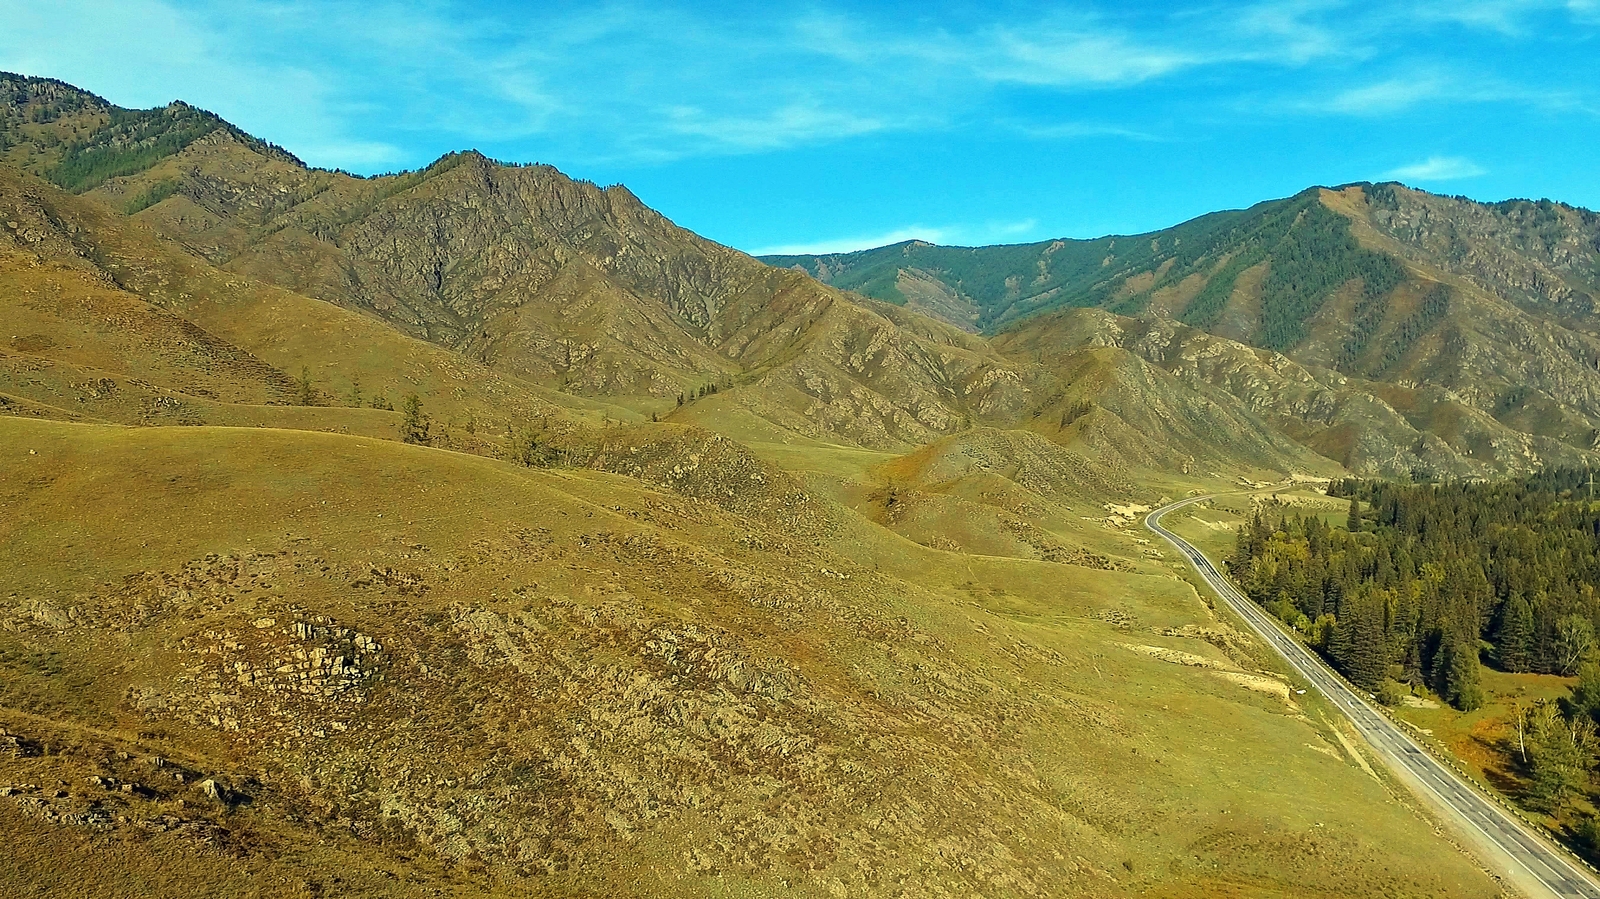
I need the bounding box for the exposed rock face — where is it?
[1363,184,1600,322]
[993,314,1338,475]
[574,424,829,529]
[1001,308,1597,478]
[0,728,39,759]
[173,613,385,736]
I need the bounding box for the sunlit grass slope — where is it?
[0,417,1499,898]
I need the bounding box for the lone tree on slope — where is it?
[401,393,431,445]
[295,366,317,406]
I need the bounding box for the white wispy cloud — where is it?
[746,219,1041,256]
[662,104,895,154]
[1405,0,1596,34]
[1231,0,1355,64]
[1299,67,1595,118]
[1384,156,1488,181]
[988,219,1041,238]
[974,28,1199,86]
[1323,76,1448,114]
[747,227,954,257]
[1014,120,1164,140]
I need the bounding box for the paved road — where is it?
[1146,495,1600,899]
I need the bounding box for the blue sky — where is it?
[2,1,1598,254]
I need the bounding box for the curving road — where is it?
[1147,495,1600,899]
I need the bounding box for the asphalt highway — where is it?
[1146,495,1600,899]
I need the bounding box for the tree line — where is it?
[1228,474,1600,843]
[1229,474,1600,709]
[1337,283,1451,374]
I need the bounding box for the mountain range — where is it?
[768,183,1600,478]
[10,72,1597,480]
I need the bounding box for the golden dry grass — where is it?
[0,419,1502,897]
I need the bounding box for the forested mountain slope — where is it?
[771,184,1600,477]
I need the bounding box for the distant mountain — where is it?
[760,206,1250,333]
[767,185,1600,478]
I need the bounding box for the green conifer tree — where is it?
[1569,660,1600,725]
[1497,593,1536,672]
[400,393,430,445]
[295,366,316,406]
[1334,588,1387,690]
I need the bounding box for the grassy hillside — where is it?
[1,417,1504,898]
[0,163,629,450]
[0,69,1568,897]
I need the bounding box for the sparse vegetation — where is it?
[504,422,558,467]
[122,177,180,214]
[1059,399,1094,427]
[1340,283,1451,373]
[294,366,317,406]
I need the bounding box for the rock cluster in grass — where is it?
[169,612,385,736]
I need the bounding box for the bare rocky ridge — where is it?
[110,138,1046,450]
[1000,308,1594,477]
[1363,183,1600,325]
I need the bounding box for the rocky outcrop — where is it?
[1363,183,1600,322]
[998,308,1596,478]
